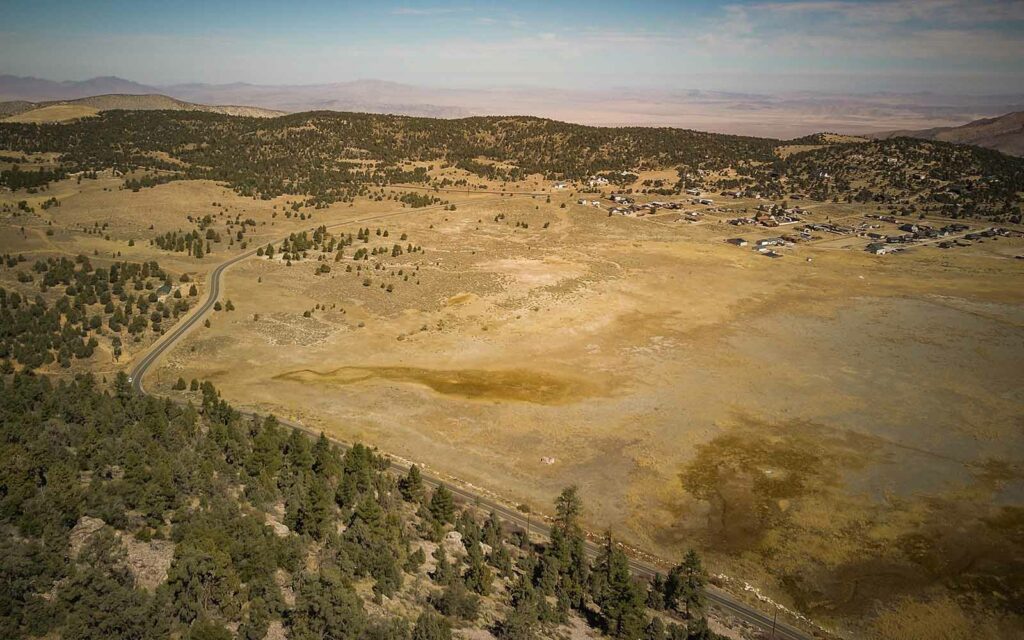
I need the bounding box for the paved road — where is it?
[129,200,816,640]
[129,200,472,394]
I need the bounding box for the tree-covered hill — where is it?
[0,110,777,202]
[0,372,719,640]
[0,255,192,371]
[784,137,1024,221]
[1,110,1020,220]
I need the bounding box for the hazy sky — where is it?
[2,0,1023,94]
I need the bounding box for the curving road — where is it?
[128,199,816,640]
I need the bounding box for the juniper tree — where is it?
[412,610,451,640]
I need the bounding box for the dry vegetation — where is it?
[2,103,100,123]
[128,180,1023,638]
[2,112,1023,639]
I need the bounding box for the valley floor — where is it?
[4,171,1023,638]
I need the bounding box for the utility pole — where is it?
[770,609,778,639]
[517,503,532,541]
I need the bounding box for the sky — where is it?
[1,0,1023,94]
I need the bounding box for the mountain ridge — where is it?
[0,93,284,122]
[871,111,1024,157]
[5,74,1024,138]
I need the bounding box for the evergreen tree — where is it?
[165,541,241,624]
[58,529,152,640]
[664,550,706,619]
[463,540,492,596]
[546,486,588,610]
[412,610,451,640]
[591,533,647,639]
[431,545,456,586]
[648,573,666,610]
[289,571,366,640]
[680,550,706,620]
[400,465,425,503]
[429,484,455,524]
[482,510,503,547]
[645,617,666,640]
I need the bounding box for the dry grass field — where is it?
[2,103,100,123]
[4,167,1023,637]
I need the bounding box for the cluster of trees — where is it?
[0,165,66,192]
[784,138,1024,221]
[398,192,445,208]
[153,229,215,258]
[124,172,181,192]
[0,110,778,204]
[257,225,424,291]
[2,110,1023,222]
[0,255,188,369]
[0,371,721,640]
[3,111,1018,220]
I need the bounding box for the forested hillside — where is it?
[0,110,777,206]
[784,137,1024,221]
[0,255,192,370]
[0,372,718,640]
[2,110,1021,220]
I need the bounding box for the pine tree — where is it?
[404,546,426,573]
[547,486,588,610]
[289,571,366,640]
[591,533,647,639]
[680,549,706,620]
[645,617,666,640]
[312,432,340,479]
[400,465,425,503]
[429,484,455,524]
[647,573,666,610]
[463,540,492,595]
[489,542,513,578]
[482,510,503,547]
[431,544,456,585]
[496,574,540,640]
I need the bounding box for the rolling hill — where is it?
[0,93,284,122]
[2,108,1021,221]
[6,74,1024,138]
[871,111,1024,157]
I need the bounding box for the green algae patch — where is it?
[274,365,602,405]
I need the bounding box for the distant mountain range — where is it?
[0,75,160,101]
[2,74,1024,144]
[0,75,471,119]
[870,111,1024,157]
